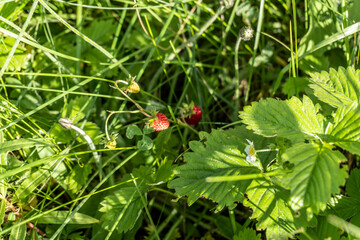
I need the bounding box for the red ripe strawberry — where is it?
[183,105,202,125]
[150,113,169,131]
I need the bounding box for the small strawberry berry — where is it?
[183,104,202,125]
[150,113,169,131]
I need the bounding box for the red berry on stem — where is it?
[184,105,202,125]
[150,113,169,131]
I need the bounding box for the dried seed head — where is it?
[221,0,234,8]
[240,26,254,41]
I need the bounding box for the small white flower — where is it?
[245,139,256,163]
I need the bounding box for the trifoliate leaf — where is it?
[168,127,260,212]
[240,95,324,142]
[327,102,360,155]
[283,143,347,214]
[309,66,360,108]
[244,179,294,240]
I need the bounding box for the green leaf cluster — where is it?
[169,66,360,239]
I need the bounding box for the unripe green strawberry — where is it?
[150,113,169,131]
[126,80,140,93]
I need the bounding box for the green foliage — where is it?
[0,38,28,71]
[37,211,99,224]
[168,127,260,211]
[244,179,294,240]
[126,125,143,139]
[327,102,360,155]
[240,95,324,142]
[1,0,360,238]
[99,165,170,233]
[9,220,26,240]
[234,227,261,240]
[66,164,92,194]
[332,169,360,221]
[309,67,360,108]
[283,143,347,213]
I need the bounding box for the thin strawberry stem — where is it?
[105,110,141,141]
[173,119,199,135]
[113,80,151,118]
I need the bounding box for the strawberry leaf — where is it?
[168,127,262,212]
[99,166,153,233]
[327,102,360,155]
[240,95,324,142]
[283,143,347,214]
[331,169,360,220]
[244,179,295,240]
[309,66,360,108]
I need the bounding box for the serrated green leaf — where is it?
[126,125,142,139]
[36,211,99,224]
[66,164,92,194]
[309,67,360,108]
[244,179,294,240]
[332,169,360,220]
[346,169,360,198]
[214,215,242,239]
[234,228,262,240]
[299,216,341,240]
[327,102,360,155]
[99,187,146,233]
[155,160,174,183]
[282,77,309,96]
[240,96,323,142]
[168,127,260,212]
[0,38,28,71]
[283,143,347,214]
[99,166,152,233]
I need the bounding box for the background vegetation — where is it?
[1,0,360,239]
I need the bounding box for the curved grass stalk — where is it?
[58,118,104,179]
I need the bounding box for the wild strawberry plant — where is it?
[169,66,360,239]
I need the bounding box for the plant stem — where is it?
[58,118,104,179]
